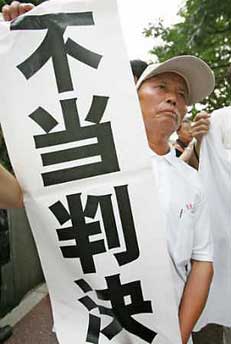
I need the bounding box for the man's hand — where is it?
[2,1,34,21]
[191,112,211,144]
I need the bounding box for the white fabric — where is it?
[0,0,183,343]
[151,149,213,307]
[196,107,231,329]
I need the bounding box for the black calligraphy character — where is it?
[29,96,120,186]
[75,275,157,343]
[49,185,139,273]
[11,12,102,93]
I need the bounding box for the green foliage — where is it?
[144,0,231,112]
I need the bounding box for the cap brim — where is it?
[136,55,215,105]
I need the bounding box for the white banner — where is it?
[0,0,181,343]
[197,108,231,329]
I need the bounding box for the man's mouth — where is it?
[157,109,182,128]
[159,110,178,122]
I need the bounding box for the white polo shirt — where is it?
[151,149,213,305]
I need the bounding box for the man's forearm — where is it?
[0,164,23,208]
[188,141,201,170]
[178,260,213,344]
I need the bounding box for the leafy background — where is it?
[144,0,231,114]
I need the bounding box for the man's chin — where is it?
[162,113,179,126]
[162,117,178,132]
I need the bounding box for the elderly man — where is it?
[136,56,214,344]
[1,3,214,343]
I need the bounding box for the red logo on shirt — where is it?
[186,203,193,210]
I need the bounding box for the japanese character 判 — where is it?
[49,185,140,273]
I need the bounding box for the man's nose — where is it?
[166,93,177,106]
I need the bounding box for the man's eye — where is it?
[158,84,166,89]
[179,92,186,99]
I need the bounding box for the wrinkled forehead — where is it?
[150,72,189,93]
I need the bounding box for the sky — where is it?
[117,0,183,61]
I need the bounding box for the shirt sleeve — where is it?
[191,189,213,262]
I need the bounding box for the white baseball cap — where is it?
[136,55,215,105]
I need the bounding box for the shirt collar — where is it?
[149,147,176,165]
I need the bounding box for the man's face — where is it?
[138,72,188,139]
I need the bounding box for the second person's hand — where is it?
[2,1,35,21]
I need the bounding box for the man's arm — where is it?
[189,112,211,169]
[1,2,33,208]
[179,260,213,344]
[0,164,23,208]
[179,140,194,164]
